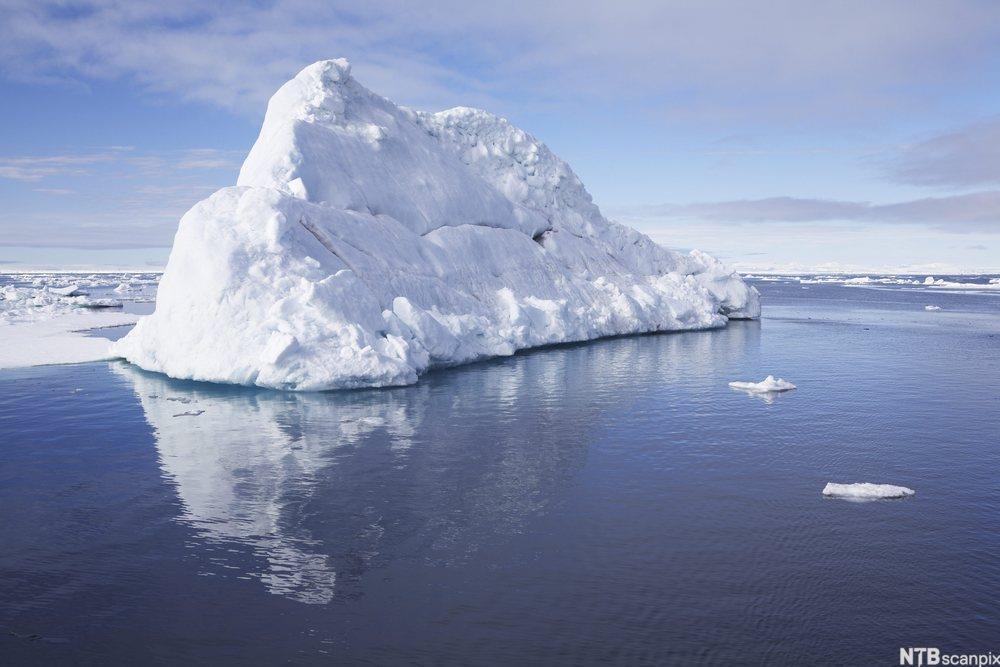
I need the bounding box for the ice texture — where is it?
[822,482,915,499]
[0,276,146,369]
[114,59,760,390]
[728,375,796,393]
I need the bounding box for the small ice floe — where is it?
[822,482,915,500]
[48,284,84,297]
[72,297,123,309]
[729,375,796,393]
[924,305,941,311]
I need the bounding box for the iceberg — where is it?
[728,375,796,393]
[113,59,760,391]
[822,482,915,500]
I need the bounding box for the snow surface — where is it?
[0,314,134,369]
[0,273,157,369]
[114,59,760,391]
[728,375,796,393]
[822,482,915,499]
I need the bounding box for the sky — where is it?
[1,1,999,273]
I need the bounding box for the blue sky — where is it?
[2,0,999,272]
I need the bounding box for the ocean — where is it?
[1,275,998,664]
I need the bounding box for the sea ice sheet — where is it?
[0,273,153,369]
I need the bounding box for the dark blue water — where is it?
[2,280,999,664]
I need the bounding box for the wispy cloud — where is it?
[886,117,1000,188]
[0,147,239,182]
[2,0,999,118]
[0,147,237,249]
[612,192,1000,233]
[174,148,244,170]
[0,149,130,181]
[32,187,76,195]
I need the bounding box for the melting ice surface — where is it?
[113,59,759,391]
[823,482,916,500]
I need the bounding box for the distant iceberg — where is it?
[728,375,796,393]
[113,59,760,391]
[822,482,915,499]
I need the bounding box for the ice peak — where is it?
[299,58,352,85]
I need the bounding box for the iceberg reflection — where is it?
[112,323,758,604]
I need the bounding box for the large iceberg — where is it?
[114,59,759,390]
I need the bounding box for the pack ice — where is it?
[114,59,760,390]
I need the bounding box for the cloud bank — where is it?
[3,0,999,117]
[613,192,1000,233]
[887,117,1000,188]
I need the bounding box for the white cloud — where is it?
[0,149,128,181]
[0,147,238,182]
[611,192,1000,233]
[2,0,999,118]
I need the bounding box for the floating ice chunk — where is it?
[48,284,83,297]
[822,482,915,499]
[72,297,124,309]
[728,375,796,393]
[924,305,941,311]
[912,275,1000,292]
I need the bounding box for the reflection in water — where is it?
[112,324,759,605]
[729,387,785,405]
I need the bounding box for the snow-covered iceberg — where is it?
[729,375,796,393]
[822,482,915,500]
[114,59,759,391]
